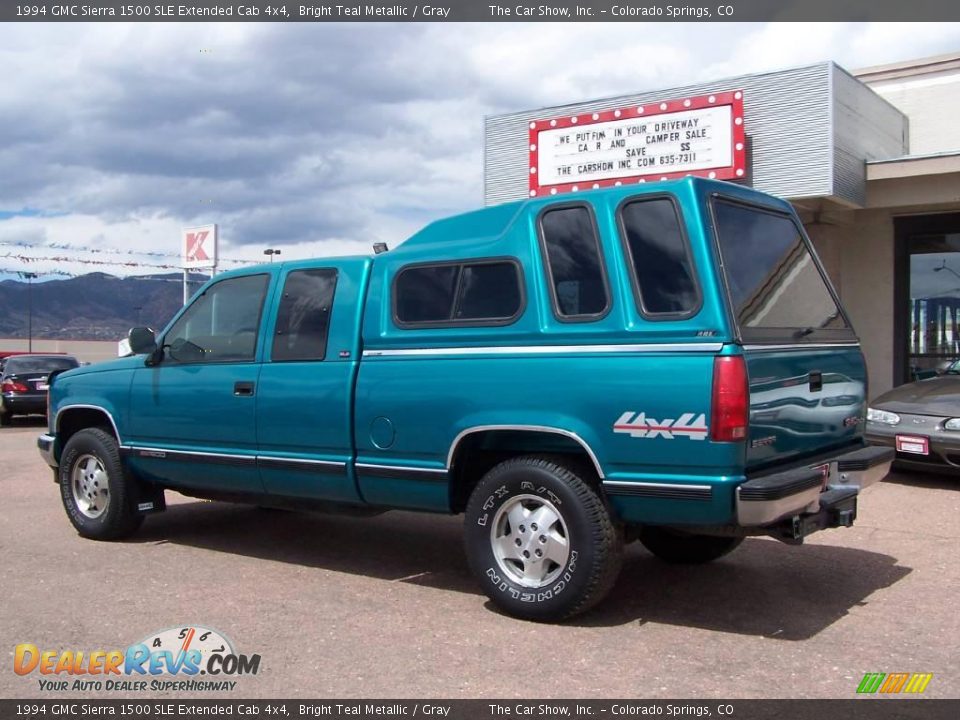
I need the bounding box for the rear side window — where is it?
[395,265,460,323]
[618,197,699,316]
[539,205,610,319]
[456,263,522,320]
[713,200,852,340]
[272,269,338,362]
[394,260,523,326]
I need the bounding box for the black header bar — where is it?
[4,0,960,22]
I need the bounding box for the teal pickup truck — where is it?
[38,178,892,621]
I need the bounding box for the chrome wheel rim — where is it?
[490,494,570,588]
[71,454,110,519]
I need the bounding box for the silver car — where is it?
[867,361,960,475]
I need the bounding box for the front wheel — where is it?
[59,428,144,540]
[464,456,622,621]
[638,527,743,564]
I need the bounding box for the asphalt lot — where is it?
[1,416,958,700]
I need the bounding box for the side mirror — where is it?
[128,327,157,355]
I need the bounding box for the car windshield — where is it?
[4,357,78,374]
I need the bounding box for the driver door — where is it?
[126,273,273,494]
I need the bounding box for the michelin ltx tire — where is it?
[59,427,144,541]
[464,455,622,621]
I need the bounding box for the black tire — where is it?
[638,527,743,564]
[0,411,11,427]
[59,427,144,540]
[464,455,622,621]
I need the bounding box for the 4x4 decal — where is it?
[613,411,708,440]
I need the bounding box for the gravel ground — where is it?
[2,417,957,699]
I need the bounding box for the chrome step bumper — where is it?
[737,445,894,527]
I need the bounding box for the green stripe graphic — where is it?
[857,673,885,693]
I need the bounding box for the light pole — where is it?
[264,248,281,263]
[18,272,37,352]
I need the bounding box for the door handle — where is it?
[808,371,823,392]
[234,381,255,397]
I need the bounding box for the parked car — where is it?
[868,361,960,474]
[909,358,958,382]
[1,354,79,426]
[37,178,892,621]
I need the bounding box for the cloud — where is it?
[2,21,960,279]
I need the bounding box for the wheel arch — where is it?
[447,425,605,513]
[56,405,122,450]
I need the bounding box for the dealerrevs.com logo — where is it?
[14,625,261,692]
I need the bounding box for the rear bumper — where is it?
[736,445,894,527]
[1,394,46,415]
[38,434,57,468]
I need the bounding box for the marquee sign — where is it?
[182,223,218,270]
[528,90,746,197]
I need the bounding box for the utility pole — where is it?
[18,272,38,352]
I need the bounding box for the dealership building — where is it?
[484,52,960,398]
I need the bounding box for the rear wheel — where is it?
[59,428,143,540]
[638,527,743,564]
[464,455,622,621]
[0,410,11,427]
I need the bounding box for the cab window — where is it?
[164,274,270,363]
[272,269,338,362]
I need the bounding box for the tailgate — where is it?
[708,194,866,470]
[745,345,866,469]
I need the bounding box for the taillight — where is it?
[710,356,749,442]
[2,380,29,393]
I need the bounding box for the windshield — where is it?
[712,199,855,343]
[942,360,960,375]
[4,357,78,374]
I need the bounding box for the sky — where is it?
[2,21,960,281]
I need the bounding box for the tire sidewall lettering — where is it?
[483,549,579,603]
[476,469,585,603]
[60,446,93,527]
[476,481,563,528]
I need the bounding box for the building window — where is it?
[394,260,523,326]
[539,205,610,320]
[618,197,699,316]
[272,269,338,362]
[905,233,960,380]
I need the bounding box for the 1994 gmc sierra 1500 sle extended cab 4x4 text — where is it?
[37,178,893,621]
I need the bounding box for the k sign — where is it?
[182,224,218,270]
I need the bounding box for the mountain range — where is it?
[0,272,210,340]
